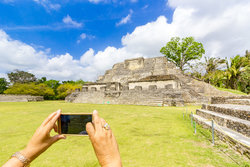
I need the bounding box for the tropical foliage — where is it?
[4,83,55,99]
[2,72,85,99]
[0,78,8,94]
[57,83,82,99]
[194,52,250,94]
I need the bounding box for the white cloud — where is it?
[116,10,133,26]
[63,15,83,28]
[80,33,87,40]
[1,0,250,81]
[33,0,61,11]
[0,30,86,81]
[77,33,95,44]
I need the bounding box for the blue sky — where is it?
[0,0,249,81]
[0,0,173,59]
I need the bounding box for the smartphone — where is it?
[58,113,92,136]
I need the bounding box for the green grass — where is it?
[214,86,248,95]
[0,101,249,167]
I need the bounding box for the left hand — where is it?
[21,109,66,162]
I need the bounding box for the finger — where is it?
[92,110,102,132]
[46,109,61,131]
[101,118,112,136]
[100,118,106,132]
[51,134,66,144]
[53,124,58,133]
[41,111,58,126]
[86,122,95,139]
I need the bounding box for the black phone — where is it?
[58,113,92,136]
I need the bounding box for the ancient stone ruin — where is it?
[66,56,234,106]
[194,96,250,158]
[0,94,44,102]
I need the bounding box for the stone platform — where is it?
[0,94,44,102]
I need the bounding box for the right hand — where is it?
[86,110,122,167]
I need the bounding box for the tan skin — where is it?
[2,110,122,167]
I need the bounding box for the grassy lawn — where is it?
[213,86,248,95]
[0,101,249,167]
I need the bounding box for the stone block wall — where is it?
[128,80,180,90]
[72,88,186,106]
[0,94,44,102]
[202,104,250,121]
[211,96,250,105]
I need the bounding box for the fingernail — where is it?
[93,110,98,114]
[57,109,61,114]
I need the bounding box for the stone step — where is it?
[196,109,250,137]
[226,99,250,106]
[193,114,250,158]
[202,104,250,121]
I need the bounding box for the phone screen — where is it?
[59,114,92,135]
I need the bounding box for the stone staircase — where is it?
[193,96,250,158]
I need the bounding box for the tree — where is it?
[238,66,250,94]
[160,37,205,71]
[75,79,87,85]
[204,56,226,74]
[225,55,249,89]
[4,83,55,99]
[7,70,36,84]
[38,77,47,83]
[0,78,8,94]
[57,83,82,99]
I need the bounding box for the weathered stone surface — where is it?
[72,89,186,106]
[196,109,250,137]
[193,114,250,158]
[211,96,250,105]
[65,92,80,102]
[0,94,44,102]
[66,56,238,106]
[195,95,250,158]
[148,85,157,91]
[202,104,250,121]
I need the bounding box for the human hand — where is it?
[21,109,66,162]
[86,110,122,167]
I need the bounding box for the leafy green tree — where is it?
[225,55,249,89]
[75,79,86,85]
[57,83,82,99]
[0,78,8,94]
[44,80,60,90]
[238,66,250,94]
[4,83,55,99]
[204,70,226,87]
[38,77,47,83]
[62,80,76,84]
[204,56,226,74]
[44,80,60,99]
[7,70,36,84]
[160,37,205,71]
[246,50,250,59]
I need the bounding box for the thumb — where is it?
[51,134,66,143]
